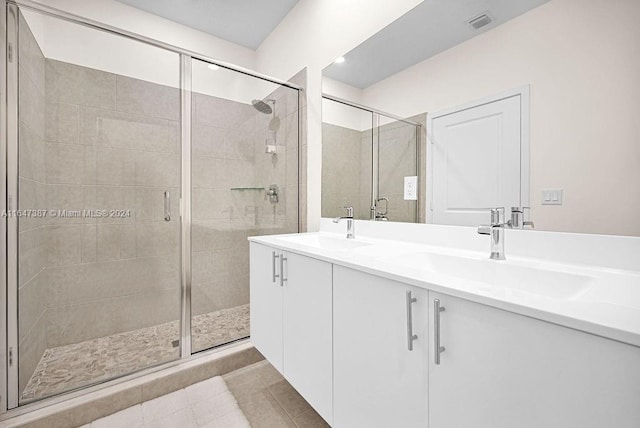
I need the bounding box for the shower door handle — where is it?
[164,191,171,221]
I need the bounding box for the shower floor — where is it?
[21,304,250,401]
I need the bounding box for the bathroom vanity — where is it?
[249,220,640,428]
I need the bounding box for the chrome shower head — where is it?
[251,99,273,115]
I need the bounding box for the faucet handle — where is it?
[490,207,505,225]
[342,206,354,217]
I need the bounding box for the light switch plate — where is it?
[404,176,418,200]
[541,188,563,205]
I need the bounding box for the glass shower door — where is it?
[189,58,299,353]
[12,7,182,404]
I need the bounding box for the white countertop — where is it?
[249,229,640,348]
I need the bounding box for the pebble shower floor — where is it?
[21,304,250,401]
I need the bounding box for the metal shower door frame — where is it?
[1,0,302,414]
[4,1,19,411]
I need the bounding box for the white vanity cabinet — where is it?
[249,243,333,425]
[333,265,429,428]
[250,242,284,372]
[428,291,640,428]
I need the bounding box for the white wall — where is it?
[255,0,424,230]
[360,0,640,236]
[26,0,263,103]
[321,78,371,131]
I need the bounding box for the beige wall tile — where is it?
[45,101,79,145]
[18,226,47,287]
[134,150,179,187]
[192,188,233,221]
[45,142,96,185]
[94,186,136,224]
[46,59,116,109]
[135,222,179,258]
[116,75,179,121]
[18,315,47,394]
[95,146,136,186]
[193,93,254,128]
[46,289,180,347]
[192,123,229,158]
[19,122,46,182]
[47,255,179,310]
[47,225,83,266]
[18,272,48,343]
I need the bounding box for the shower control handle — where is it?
[164,191,171,222]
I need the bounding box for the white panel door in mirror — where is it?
[431,95,522,226]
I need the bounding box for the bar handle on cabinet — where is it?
[406,291,418,351]
[164,191,171,221]
[279,254,287,287]
[434,299,446,364]
[272,251,280,283]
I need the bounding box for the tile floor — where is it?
[81,360,329,428]
[223,360,330,428]
[22,305,250,401]
[82,376,250,428]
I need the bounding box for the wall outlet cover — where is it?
[404,176,418,200]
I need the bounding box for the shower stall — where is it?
[321,95,422,222]
[1,1,301,410]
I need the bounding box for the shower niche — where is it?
[2,3,300,408]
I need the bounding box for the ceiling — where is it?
[115,0,299,49]
[324,0,550,89]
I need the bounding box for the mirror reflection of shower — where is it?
[251,98,280,154]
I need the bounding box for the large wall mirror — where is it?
[321,0,640,237]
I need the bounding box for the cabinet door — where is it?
[249,243,283,372]
[429,292,640,428]
[283,251,333,425]
[333,266,429,428]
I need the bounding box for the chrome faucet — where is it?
[373,197,389,221]
[333,206,355,239]
[510,206,534,229]
[477,208,508,260]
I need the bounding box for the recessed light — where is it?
[334,56,345,64]
[208,64,221,71]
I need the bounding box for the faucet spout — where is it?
[478,208,507,260]
[335,206,355,239]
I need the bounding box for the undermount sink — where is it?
[384,252,593,300]
[277,234,373,251]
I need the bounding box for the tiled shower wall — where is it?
[17,13,48,394]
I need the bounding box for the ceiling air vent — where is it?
[468,13,492,30]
